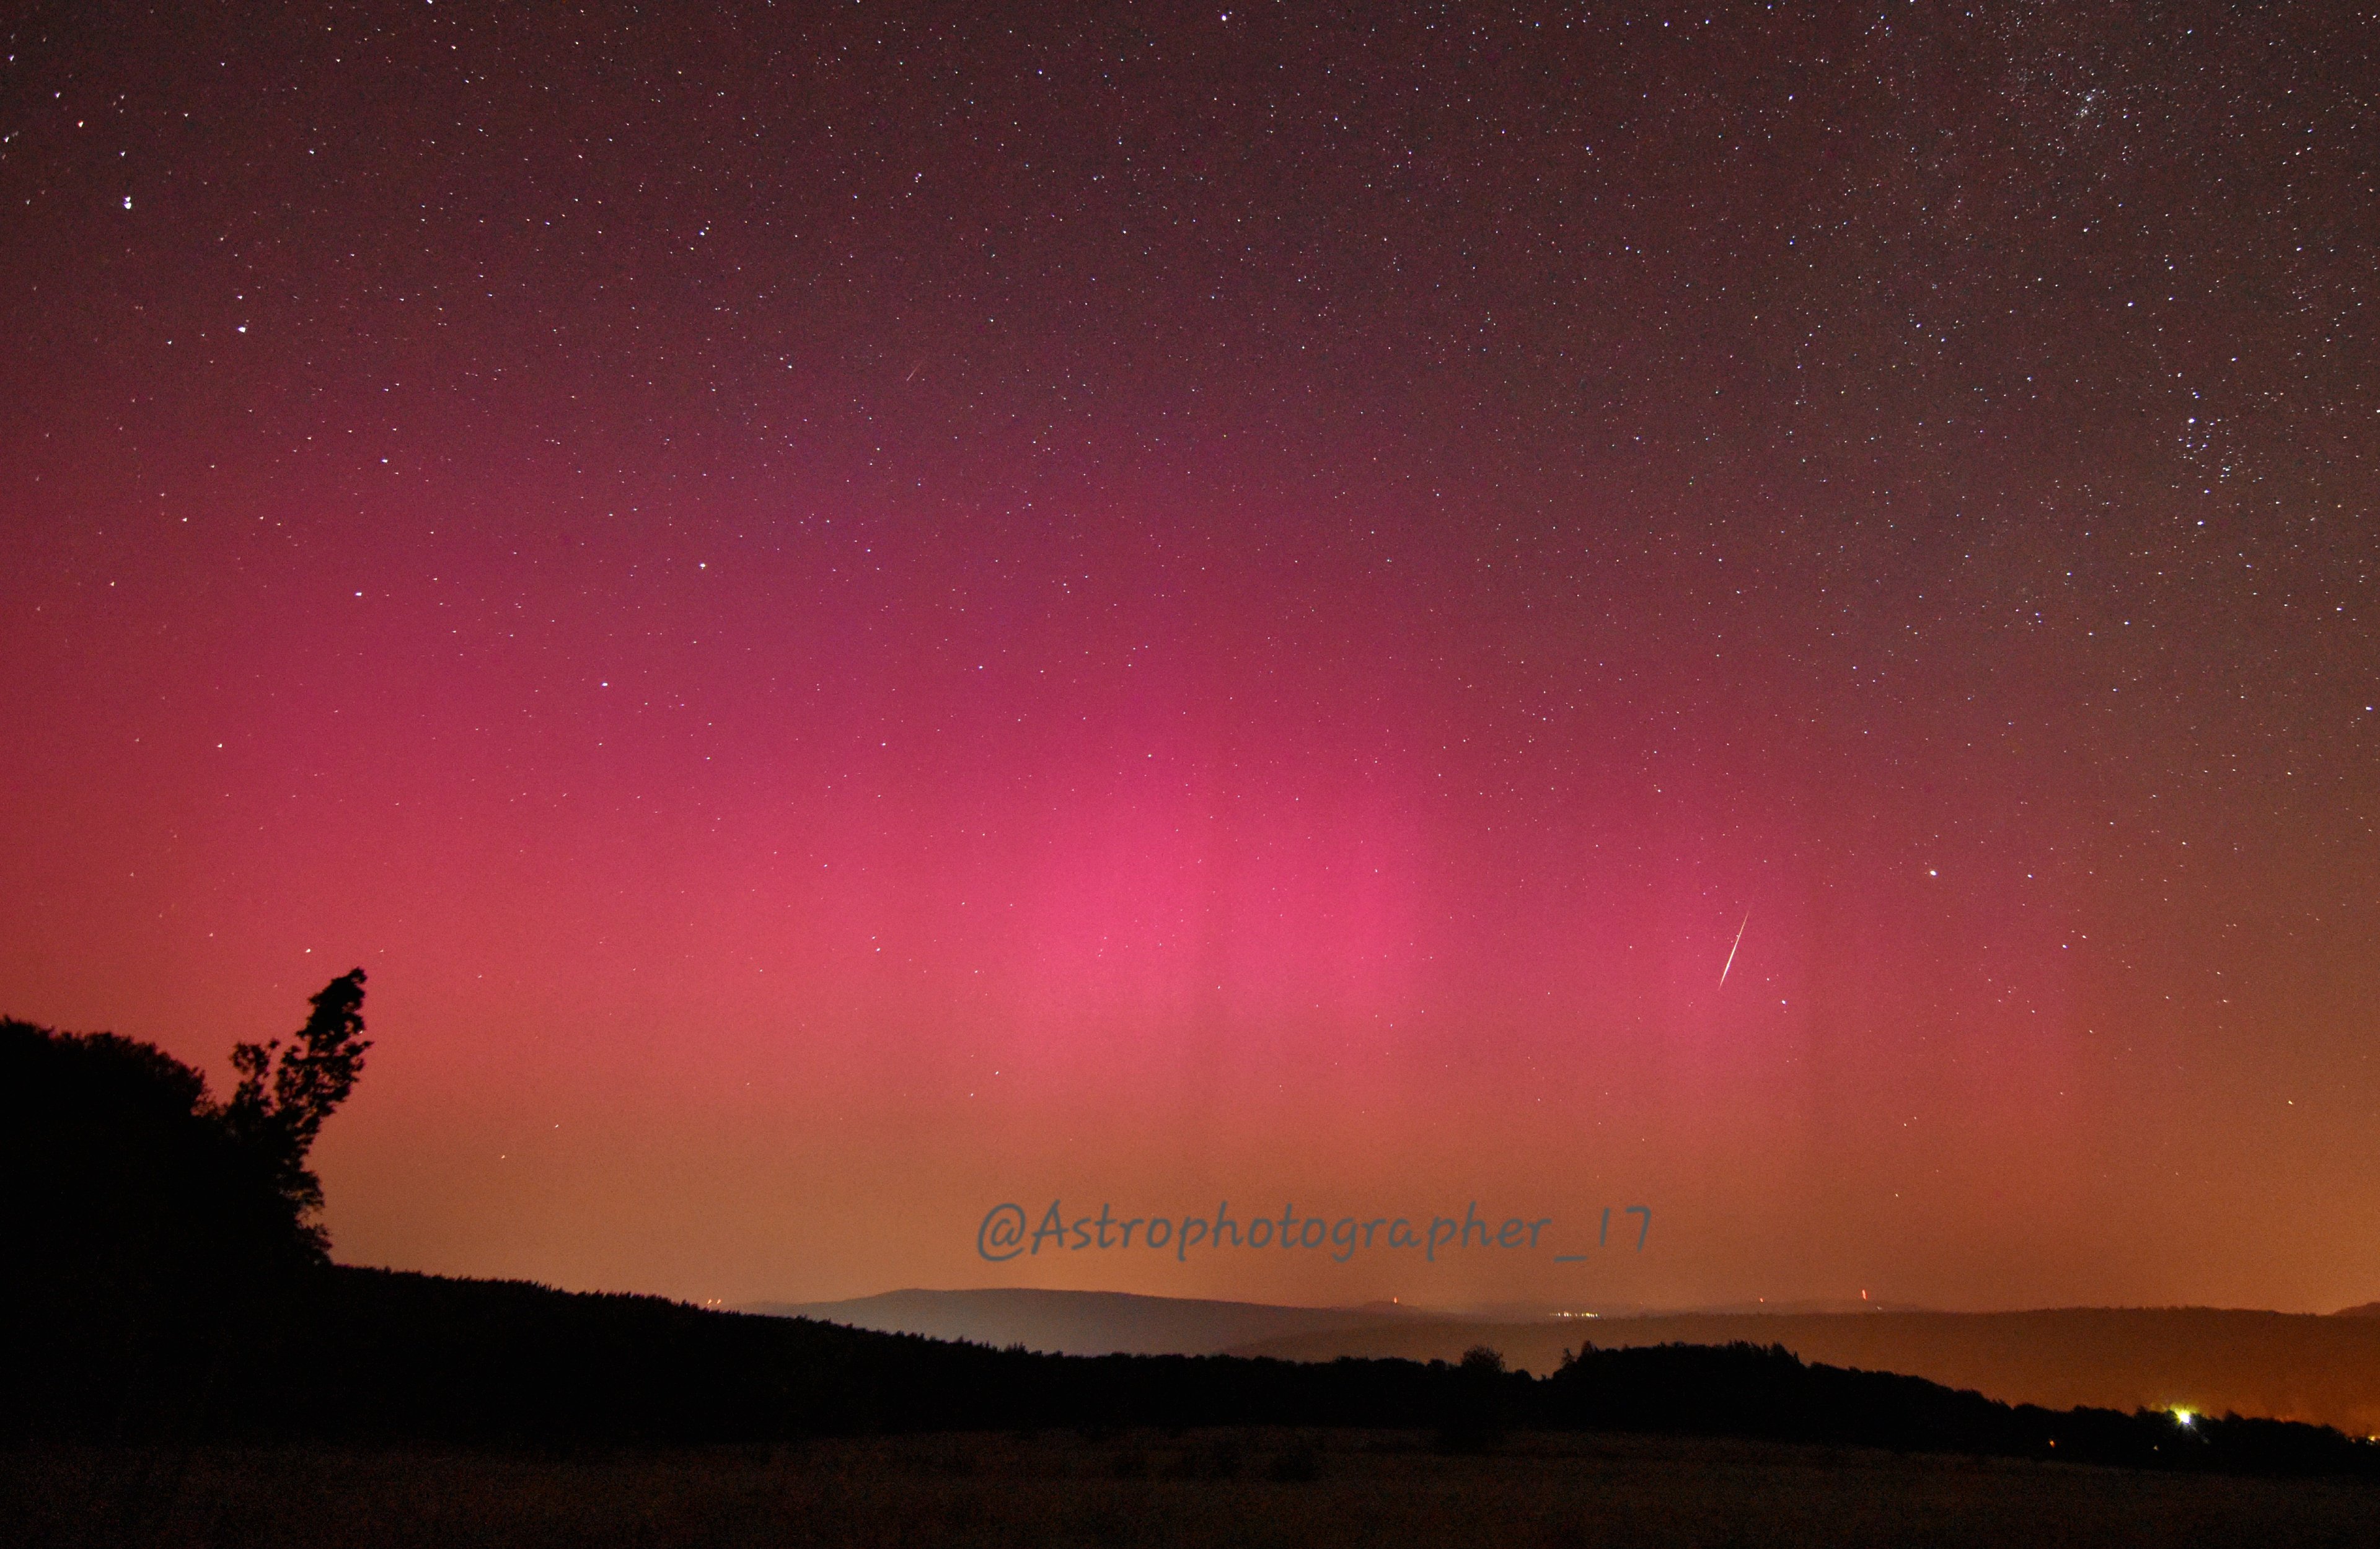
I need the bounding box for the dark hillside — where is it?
[17,1262,2374,1481]
[7,1004,2376,1480]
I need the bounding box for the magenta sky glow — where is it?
[2,2,2374,1314]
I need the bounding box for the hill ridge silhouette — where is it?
[741,1287,2380,1436]
[15,1262,2373,1479]
[748,1285,1414,1356]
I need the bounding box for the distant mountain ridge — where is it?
[744,1286,1412,1356]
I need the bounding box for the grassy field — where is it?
[11,1429,2380,1548]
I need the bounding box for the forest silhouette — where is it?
[4,975,2376,1483]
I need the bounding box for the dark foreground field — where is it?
[13,1429,2380,1549]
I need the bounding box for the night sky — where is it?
[2,2,2374,1314]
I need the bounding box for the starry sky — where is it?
[2,1,2374,1314]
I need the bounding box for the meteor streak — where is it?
[1719,913,1748,987]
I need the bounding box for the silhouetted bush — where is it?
[1433,1345,1517,1452]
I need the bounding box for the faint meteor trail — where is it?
[1719,913,1748,987]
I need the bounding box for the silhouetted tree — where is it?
[1434,1344,1512,1452]
[1,972,373,1437]
[222,968,372,1255]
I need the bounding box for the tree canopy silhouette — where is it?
[2,969,372,1296]
[2,970,374,1436]
[222,968,374,1255]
